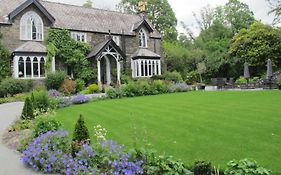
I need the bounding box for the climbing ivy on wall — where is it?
[0,32,11,81]
[46,29,96,82]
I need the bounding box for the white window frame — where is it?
[20,11,44,41]
[13,56,49,79]
[71,32,87,42]
[139,29,147,48]
[131,59,161,78]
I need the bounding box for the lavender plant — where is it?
[48,89,61,98]
[72,94,90,104]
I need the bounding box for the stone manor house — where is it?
[0,0,162,85]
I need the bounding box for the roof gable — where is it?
[8,0,55,23]
[87,39,126,60]
[133,19,154,33]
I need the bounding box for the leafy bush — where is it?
[59,79,76,95]
[45,71,66,90]
[225,159,270,175]
[21,97,34,120]
[134,148,190,174]
[106,87,122,99]
[33,117,62,138]
[0,78,33,97]
[163,71,183,83]
[75,79,85,92]
[72,94,90,104]
[235,76,247,85]
[32,90,53,112]
[277,76,281,88]
[9,119,33,132]
[151,80,170,94]
[121,75,132,84]
[21,130,71,173]
[151,75,164,81]
[193,161,212,175]
[88,83,99,93]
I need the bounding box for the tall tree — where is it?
[83,0,93,8]
[229,22,281,76]
[118,0,178,41]
[267,0,281,24]
[193,5,214,32]
[224,0,256,34]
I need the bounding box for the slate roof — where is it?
[0,0,161,38]
[87,38,126,60]
[14,41,47,53]
[132,48,161,59]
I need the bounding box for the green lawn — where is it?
[55,91,281,174]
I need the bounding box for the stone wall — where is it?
[0,4,51,52]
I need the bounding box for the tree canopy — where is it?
[83,0,93,8]
[229,22,281,76]
[118,0,178,41]
[267,0,281,24]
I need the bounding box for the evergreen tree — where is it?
[21,97,34,120]
[73,114,90,142]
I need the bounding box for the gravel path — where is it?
[0,102,42,175]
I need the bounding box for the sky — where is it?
[47,0,275,35]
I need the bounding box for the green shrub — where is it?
[235,76,247,85]
[151,75,164,81]
[88,83,99,93]
[33,117,62,138]
[73,115,90,143]
[60,79,76,95]
[277,76,281,88]
[134,148,191,174]
[75,79,85,92]
[120,82,139,97]
[151,80,170,94]
[9,119,33,132]
[163,71,183,83]
[0,78,33,97]
[225,159,270,175]
[21,97,34,120]
[186,71,199,85]
[32,90,51,112]
[120,75,132,84]
[72,115,90,155]
[45,71,66,90]
[193,161,212,175]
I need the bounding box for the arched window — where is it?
[26,57,31,77]
[18,57,24,78]
[139,29,147,47]
[33,57,39,77]
[20,11,43,41]
[40,57,45,77]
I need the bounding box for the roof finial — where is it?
[138,0,146,12]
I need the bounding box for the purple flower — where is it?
[72,94,90,104]
[48,89,61,98]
